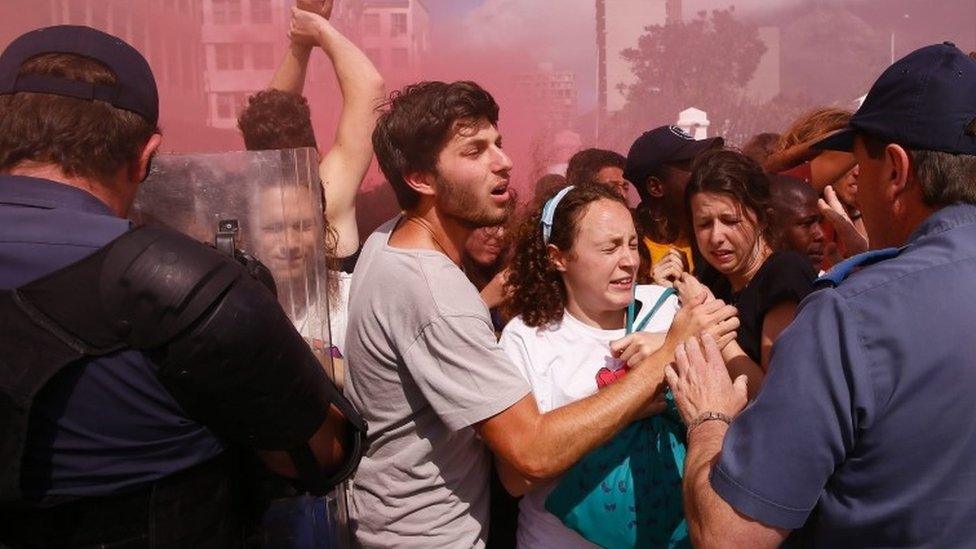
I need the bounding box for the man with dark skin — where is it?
[625,125,723,283]
[768,174,826,269]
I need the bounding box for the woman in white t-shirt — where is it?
[498,184,730,548]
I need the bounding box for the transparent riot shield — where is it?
[131,148,350,548]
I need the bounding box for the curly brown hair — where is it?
[238,89,318,151]
[504,184,630,328]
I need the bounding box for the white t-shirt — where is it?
[290,269,353,353]
[498,284,679,549]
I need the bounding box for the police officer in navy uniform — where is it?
[0,26,363,547]
[662,43,976,547]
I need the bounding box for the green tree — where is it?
[605,8,768,149]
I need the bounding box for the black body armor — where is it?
[0,225,365,504]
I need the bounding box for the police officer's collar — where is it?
[0,174,115,217]
[906,202,976,244]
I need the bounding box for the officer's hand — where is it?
[665,333,748,426]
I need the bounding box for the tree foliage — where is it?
[604,8,810,150]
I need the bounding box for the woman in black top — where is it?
[677,149,817,396]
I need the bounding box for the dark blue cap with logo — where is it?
[625,125,723,204]
[815,42,976,155]
[0,25,158,125]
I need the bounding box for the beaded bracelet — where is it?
[687,411,732,436]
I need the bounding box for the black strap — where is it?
[287,444,329,496]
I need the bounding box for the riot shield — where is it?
[131,148,350,548]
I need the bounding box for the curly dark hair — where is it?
[372,80,499,210]
[565,148,626,187]
[685,149,776,247]
[238,89,317,151]
[504,184,630,328]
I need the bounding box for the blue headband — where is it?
[540,185,574,244]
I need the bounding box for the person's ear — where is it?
[548,243,568,272]
[132,133,162,183]
[884,143,913,208]
[646,176,665,199]
[404,171,437,198]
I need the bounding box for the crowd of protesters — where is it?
[3,2,976,548]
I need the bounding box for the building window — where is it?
[391,47,408,67]
[252,43,275,70]
[216,92,235,119]
[215,43,245,70]
[391,12,407,37]
[215,92,249,119]
[250,0,271,24]
[363,13,380,36]
[212,0,241,24]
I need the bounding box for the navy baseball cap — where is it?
[625,125,723,203]
[815,42,976,155]
[0,25,158,125]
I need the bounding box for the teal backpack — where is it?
[544,395,688,548]
[545,287,689,548]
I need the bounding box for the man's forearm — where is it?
[684,420,729,547]
[516,347,671,480]
[684,422,789,547]
[314,19,383,257]
[316,21,384,124]
[269,43,313,95]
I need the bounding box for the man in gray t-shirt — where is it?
[345,217,529,546]
[344,81,734,547]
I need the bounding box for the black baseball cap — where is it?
[0,25,158,125]
[625,125,723,203]
[815,42,976,155]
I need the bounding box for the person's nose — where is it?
[491,146,513,175]
[811,223,825,243]
[619,247,639,273]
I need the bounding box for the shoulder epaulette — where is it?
[814,247,903,289]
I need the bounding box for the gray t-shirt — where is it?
[344,217,530,548]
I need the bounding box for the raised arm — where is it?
[288,6,385,257]
[268,2,330,95]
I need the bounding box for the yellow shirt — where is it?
[643,237,695,273]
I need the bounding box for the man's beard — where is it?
[434,177,512,229]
